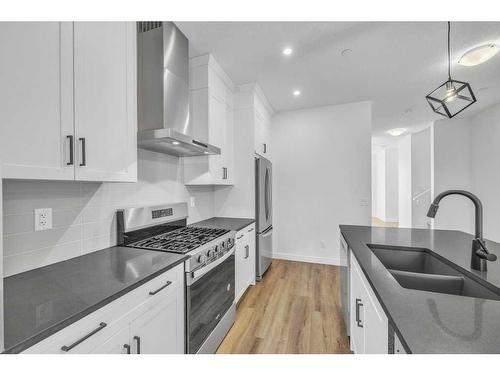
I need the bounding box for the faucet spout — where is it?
[427,190,496,272]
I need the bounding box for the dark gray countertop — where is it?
[339,225,500,354]
[191,217,255,232]
[3,246,188,354]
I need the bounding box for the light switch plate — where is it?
[34,208,53,231]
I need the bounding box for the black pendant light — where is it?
[425,22,477,118]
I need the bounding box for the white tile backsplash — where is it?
[2,149,215,276]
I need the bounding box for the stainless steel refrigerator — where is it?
[255,156,273,280]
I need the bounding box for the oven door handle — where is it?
[189,247,235,284]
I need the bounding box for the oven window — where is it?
[187,254,235,354]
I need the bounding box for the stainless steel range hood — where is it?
[137,22,220,157]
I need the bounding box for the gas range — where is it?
[117,203,235,272]
[116,202,237,354]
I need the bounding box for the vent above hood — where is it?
[136,22,221,157]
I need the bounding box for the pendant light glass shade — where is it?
[426,22,476,118]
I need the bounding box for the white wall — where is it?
[2,149,215,276]
[371,148,386,221]
[471,104,500,242]
[384,146,399,222]
[433,103,500,242]
[432,116,474,234]
[398,134,412,228]
[271,101,372,265]
[411,128,432,229]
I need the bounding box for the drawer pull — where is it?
[355,298,364,328]
[236,235,244,240]
[61,322,107,352]
[245,245,250,259]
[149,280,172,295]
[247,228,254,232]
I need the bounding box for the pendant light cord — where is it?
[447,21,451,80]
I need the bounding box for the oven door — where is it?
[186,249,235,354]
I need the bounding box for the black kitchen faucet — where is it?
[427,190,497,272]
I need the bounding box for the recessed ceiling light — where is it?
[204,151,209,154]
[293,90,301,97]
[386,128,407,137]
[458,44,499,66]
[283,47,293,56]
[172,141,180,145]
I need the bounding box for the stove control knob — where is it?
[221,241,226,250]
[198,254,207,263]
[207,249,215,258]
[214,245,219,253]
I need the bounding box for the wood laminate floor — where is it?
[217,259,351,354]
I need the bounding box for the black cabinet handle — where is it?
[61,322,107,352]
[133,336,141,354]
[247,228,254,233]
[123,344,131,354]
[79,137,86,166]
[263,143,267,154]
[355,298,364,328]
[245,245,250,259]
[67,135,74,165]
[222,167,228,180]
[236,235,244,240]
[149,281,172,296]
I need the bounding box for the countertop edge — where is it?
[3,255,188,354]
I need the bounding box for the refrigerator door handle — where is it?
[261,226,273,237]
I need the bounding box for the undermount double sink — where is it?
[368,244,500,301]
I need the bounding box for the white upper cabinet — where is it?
[234,83,273,161]
[0,22,137,182]
[73,22,137,182]
[183,55,235,185]
[0,22,75,180]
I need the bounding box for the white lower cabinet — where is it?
[23,263,185,354]
[234,223,256,304]
[350,252,388,354]
[129,290,183,354]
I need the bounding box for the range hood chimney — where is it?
[136,22,221,157]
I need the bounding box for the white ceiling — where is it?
[176,21,500,139]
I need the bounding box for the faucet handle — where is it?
[474,239,498,262]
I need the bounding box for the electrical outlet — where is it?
[359,198,369,207]
[320,240,326,249]
[34,208,53,231]
[190,196,196,208]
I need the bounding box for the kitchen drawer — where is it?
[23,263,184,353]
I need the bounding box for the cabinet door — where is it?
[245,226,256,286]
[223,104,234,184]
[130,291,184,354]
[91,325,130,354]
[350,254,366,354]
[208,95,226,183]
[0,22,75,180]
[234,235,247,303]
[73,22,137,182]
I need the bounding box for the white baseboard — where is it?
[272,252,340,266]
